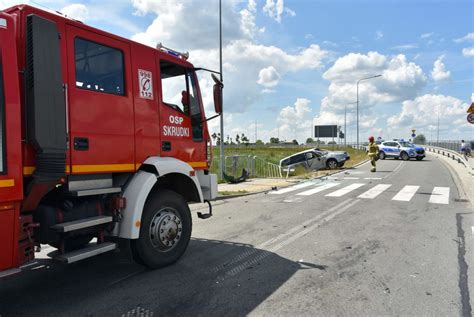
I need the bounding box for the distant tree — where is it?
[306,137,314,144]
[327,141,337,145]
[235,134,240,144]
[270,137,280,144]
[211,132,221,145]
[241,134,249,146]
[292,139,299,145]
[256,139,264,145]
[413,134,426,144]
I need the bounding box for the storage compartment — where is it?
[0,209,15,271]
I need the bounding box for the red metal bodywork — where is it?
[0,5,211,272]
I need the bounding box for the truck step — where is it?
[51,215,113,232]
[52,242,117,264]
[68,187,121,197]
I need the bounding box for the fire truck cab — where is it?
[0,4,221,277]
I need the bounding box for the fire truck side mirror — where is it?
[211,73,223,114]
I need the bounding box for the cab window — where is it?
[160,61,189,115]
[74,38,125,95]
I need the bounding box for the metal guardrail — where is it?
[422,145,473,176]
[254,156,282,178]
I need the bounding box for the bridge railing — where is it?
[421,145,473,176]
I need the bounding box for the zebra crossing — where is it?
[270,181,451,204]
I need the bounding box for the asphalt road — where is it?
[1,156,473,316]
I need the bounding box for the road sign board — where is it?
[468,113,474,124]
[468,103,474,113]
[314,125,338,138]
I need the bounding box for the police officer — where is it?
[367,136,379,172]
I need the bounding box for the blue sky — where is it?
[2,0,473,143]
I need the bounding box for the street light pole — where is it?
[356,74,382,148]
[437,105,440,144]
[344,104,347,147]
[218,0,225,180]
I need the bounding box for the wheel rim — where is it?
[380,152,385,159]
[402,153,408,160]
[149,208,183,252]
[328,160,337,169]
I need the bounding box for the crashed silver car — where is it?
[279,148,350,171]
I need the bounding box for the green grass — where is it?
[218,190,249,196]
[210,145,367,176]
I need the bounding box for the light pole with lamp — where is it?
[218,0,225,180]
[356,74,382,148]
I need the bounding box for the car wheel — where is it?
[379,151,386,160]
[326,159,338,169]
[132,189,192,269]
[416,157,423,161]
[401,152,409,161]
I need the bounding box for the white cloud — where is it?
[387,94,468,130]
[61,3,88,21]
[454,33,474,43]
[314,51,427,132]
[240,0,258,38]
[391,44,418,50]
[192,40,327,115]
[431,55,451,81]
[420,32,434,39]
[277,98,313,141]
[471,93,474,103]
[462,47,474,57]
[131,0,243,51]
[257,66,281,88]
[375,30,383,40]
[263,0,294,23]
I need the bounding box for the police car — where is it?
[378,140,425,161]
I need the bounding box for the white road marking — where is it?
[358,184,392,199]
[428,187,450,204]
[269,181,315,195]
[297,183,339,196]
[326,183,365,197]
[471,227,474,238]
[364,177,382,180]
[344,177,360,180]
[392,185,419,202]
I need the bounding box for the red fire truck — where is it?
[0,4,222,278]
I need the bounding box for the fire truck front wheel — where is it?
[132,189,192,269]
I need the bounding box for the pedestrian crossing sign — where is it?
[467,103,474,113]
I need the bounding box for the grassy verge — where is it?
[211,146,367,176]
[218,190,249,196]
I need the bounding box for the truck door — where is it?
[159,60,206,168]
[65,25,135,174]
[0,14,23,271]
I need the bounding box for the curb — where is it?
[216,159,370,200]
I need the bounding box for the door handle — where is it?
[162,141,172,152]
[74,137,89,151]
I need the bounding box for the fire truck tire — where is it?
[132,189,192,268]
